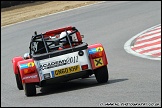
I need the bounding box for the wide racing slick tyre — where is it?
[15,73,23,90]
[94,66,109,83]
[24,83,36,96]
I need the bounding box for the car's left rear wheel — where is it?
[24,83,36,96]
[15,73,23,90]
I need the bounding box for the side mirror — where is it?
[34,31,37,35]
[23,53,30,59]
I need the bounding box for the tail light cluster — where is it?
[88,47,103,59]
[20,62,36,75]
[90,51,103,59]
[23,68,35,74]
[81,64,88,70]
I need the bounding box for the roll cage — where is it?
[29,26,83,57]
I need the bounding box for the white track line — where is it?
[133,38,161,47]
[124,24,161,60]
[143,49,161,55]
[140,29,161,36]
[136,33,161,42]
[134,44,161,53]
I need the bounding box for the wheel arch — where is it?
[88,43,108,70]
[12,56,24,74]
[17,59,40,84]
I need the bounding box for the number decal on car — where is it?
[39,56,78,70]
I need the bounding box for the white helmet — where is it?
[23,53,30,59]
[60,30,71,42]
[60,30,78,43]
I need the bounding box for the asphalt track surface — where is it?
[1,1,161,107]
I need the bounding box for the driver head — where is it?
[60,30,71,42]
[60,30,78,43]
[23,53,30,59]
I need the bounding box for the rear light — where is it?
[81,64,88,70]
[20,62,35,74]
[23,68,35,74]
[24,69,29,74]
[91,51,103,59]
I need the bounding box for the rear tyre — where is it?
[15,74,23,90]
[24,83,36,96]
[94,66,109,83]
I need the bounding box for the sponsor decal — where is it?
[20,64,28,69]
[88,48,97,54]
[27,62,35,67]
[94,57,104,67]
[88,47,103,54]
[53,65,80,77]
[20,62,35,69]
[40,56,78,70]
[51,71,54,78]
[22,75,38,80]
[96,47,103,52]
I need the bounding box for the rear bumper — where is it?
[39,69,93,86]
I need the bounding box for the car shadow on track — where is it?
[36,77,128,96]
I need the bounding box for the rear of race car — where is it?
[12,43,108,96]
[12,25,109,96]
[33,42,109,85]
[34,44,93,85]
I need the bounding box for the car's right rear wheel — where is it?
[94,66,109,83]
[23,83,36,96]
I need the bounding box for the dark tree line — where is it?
[1,1,36,8]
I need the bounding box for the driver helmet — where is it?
[23,53,30,59]
[60,30,77,44]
